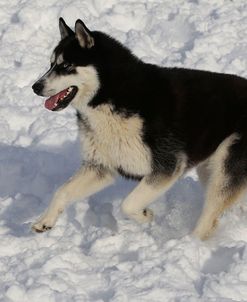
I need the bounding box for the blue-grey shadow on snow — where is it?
[0,139,81,237]
[0,136,204,240]
[82,173,204,241]
[83,177,137,232]
[146,176,204,241]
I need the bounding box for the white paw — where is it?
[134,208,154,224]
[192,219,218,241]
[32,214,56,233]
[192,229,208,241]
[192,226,213,241]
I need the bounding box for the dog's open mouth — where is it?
[45,86,78,111]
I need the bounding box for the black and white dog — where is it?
[32,18,247,240]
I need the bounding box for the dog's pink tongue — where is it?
[45,89,68,110]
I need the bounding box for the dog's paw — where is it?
[142,208,154,223]
[132,208,154,224]
[128,208,154,224]
[32,217,55,233]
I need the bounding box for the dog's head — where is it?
[32,18,100,111]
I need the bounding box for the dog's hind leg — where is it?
[193,134,247,240]
[32,164,115,232]
[192,179,245,240]
[121,161,186,224]
[197,159,210,188]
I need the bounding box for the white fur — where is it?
[50,52,63,65]
[71,66,100,109]
[57,54,64,65]
[79,104,152,176]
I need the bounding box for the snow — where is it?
[1,0,247,301]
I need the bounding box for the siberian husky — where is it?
[32,18,247,240]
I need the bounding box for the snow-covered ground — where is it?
[1,0,247,301]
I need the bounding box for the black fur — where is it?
[117,167,143,181]
[50,26,247,177]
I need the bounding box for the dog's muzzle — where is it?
[32,81,44,96]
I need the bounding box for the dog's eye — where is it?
[62,62,72,69]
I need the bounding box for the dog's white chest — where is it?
[79,104,152,176]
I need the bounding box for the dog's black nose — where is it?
[32,81,44,95]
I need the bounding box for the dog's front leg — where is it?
[32,164,115,232]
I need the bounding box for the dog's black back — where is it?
[63,31,247,172]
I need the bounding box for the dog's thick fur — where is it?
[32,18,247,239]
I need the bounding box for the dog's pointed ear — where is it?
[75,19,94,49]
[59,17,74,39]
